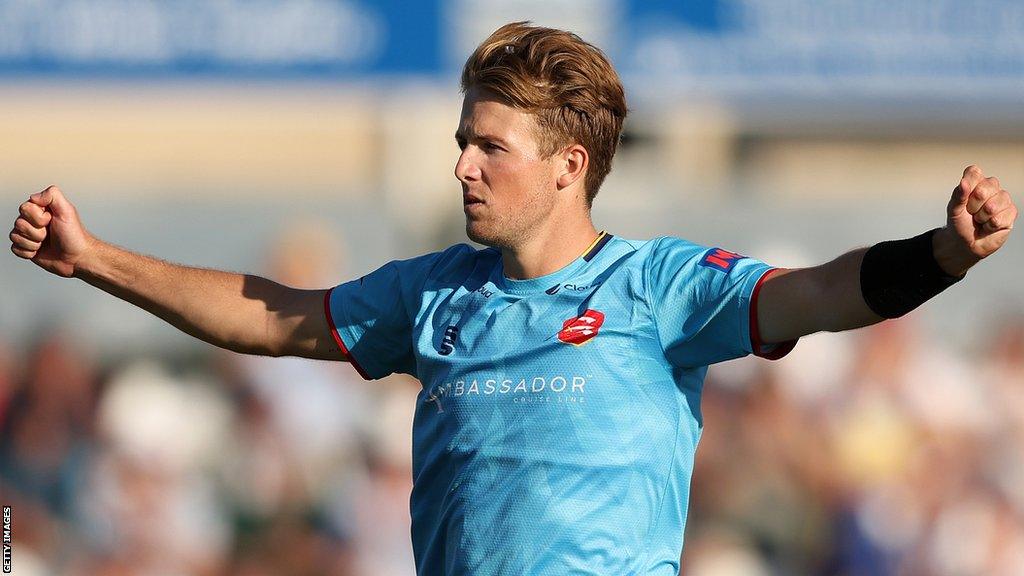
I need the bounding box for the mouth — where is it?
[463,194,485,208]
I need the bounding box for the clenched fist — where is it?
[934,165,1018,277]
[9,185,93,278]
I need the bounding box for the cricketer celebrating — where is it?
[9,21,1017,576]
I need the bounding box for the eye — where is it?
[482,141,503,152]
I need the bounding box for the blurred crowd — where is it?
[0,327,418,576]
[2,257,1023,575]
[685,314,1024,576]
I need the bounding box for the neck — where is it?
[500,214,600,280]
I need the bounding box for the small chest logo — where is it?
[558,309,605,346]
[699,248,743,273]
[439,326,459,356]
[545,282,601,295]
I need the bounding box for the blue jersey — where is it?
[325,233,796,575]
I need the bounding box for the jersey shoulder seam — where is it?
[643,236,670,357]
[616,237,643,251]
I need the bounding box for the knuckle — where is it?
[986,176,1001,189]
[966,164,983,176]
[18,222,43,240]
[993,207,1018,229]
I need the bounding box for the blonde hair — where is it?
[460,21,628,205]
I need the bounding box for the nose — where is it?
[454,149,481,184]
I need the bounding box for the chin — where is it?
[465,220,507,248]
[465,222,494,246]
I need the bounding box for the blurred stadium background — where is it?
[1,1,1023,574]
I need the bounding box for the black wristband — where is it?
[860,228,965,319]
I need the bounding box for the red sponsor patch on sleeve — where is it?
[699,248,743,273]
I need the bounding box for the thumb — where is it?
[949,165,983,214]
[947,179,973,219]
[30,185,72,216]
[947,185,966,218]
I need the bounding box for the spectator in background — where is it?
[0,329,99,573]
[0,330,97,519]
[0,336,16,430]
[216,217,397,575]
[226,219,374,502]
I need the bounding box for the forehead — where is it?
[458,87,540,144]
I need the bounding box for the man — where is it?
[8,21,1017,576]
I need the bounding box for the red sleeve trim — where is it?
[323,288,373,380]
[749,268,798,360]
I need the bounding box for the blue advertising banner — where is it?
[0,0,444,76]
[0,0,1021,94]
[618,0,1024,92]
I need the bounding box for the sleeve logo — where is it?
[699,248,743,273]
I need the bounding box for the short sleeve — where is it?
[645,237,797,368]
[325,250,451,380]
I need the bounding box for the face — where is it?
[455,87,560,249]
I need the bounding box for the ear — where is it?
[555,144,588,190]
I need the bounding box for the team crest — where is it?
[438,326,459,356]
[558,309,605,346]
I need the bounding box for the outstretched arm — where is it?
[9,186,345,360]
[755,165,1017,344]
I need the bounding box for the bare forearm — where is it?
[758,248,880,343]
[760,224,990,343]
[807,247,880,332]
[74,237,288,355]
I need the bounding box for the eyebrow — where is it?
[454,130,510,147]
